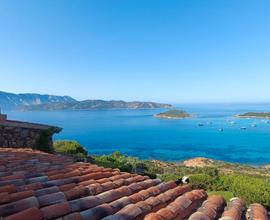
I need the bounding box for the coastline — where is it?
[235,115,270,119]
[154,114,191,119]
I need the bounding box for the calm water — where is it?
[5,103,270,165]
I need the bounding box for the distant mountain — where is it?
[0,91,172,110]
[0,91,76,110]
[21,100,172,110]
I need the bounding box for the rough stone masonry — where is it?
[0,111,61,152]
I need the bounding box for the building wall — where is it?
[0,125,53,151]
[0,114,7,122]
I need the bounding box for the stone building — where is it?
[0,111,61,152]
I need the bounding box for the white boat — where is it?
[241,127,247,130]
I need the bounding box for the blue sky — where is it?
[0,0,270,103]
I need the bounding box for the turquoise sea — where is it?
[6,103,270,165]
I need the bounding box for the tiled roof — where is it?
[0,148,268,220]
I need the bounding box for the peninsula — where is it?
[236,112,270,118]
[21,100,172,111]
[0,91,172,110]
[154,109,190,119]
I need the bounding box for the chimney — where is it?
[0,108,7,122]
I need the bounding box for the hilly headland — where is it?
[0,91,172,111]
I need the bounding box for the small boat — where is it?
[251,124,257,127]
[198,123,204,127]
[241,127,247,130]
[218,128,224,132]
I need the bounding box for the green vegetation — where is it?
[91,151,270,210]
[218,174,270,208]
[53,140,88,159]
[154,110,190,119]
[51,141,270,210]
[21,100,172,111]
[207,191,234,202]
[34,130,54,153]
[92,151,157,178]
[237,112,270,118]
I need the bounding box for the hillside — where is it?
[0,91,76,110]
[0,91,172,110]
[22,100,172,110]
[92,152,270,210]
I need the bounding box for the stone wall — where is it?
[0,125,53,152]
[0,114,7,122]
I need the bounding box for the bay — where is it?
[5,103,270,165]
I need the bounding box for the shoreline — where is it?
[154,114,191,119]
[236,115,270,119]
[235,113,270,119]
[91,152,270,167]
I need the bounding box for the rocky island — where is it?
[236,112,270,118]
[154,109,190,119]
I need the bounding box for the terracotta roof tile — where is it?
[80,203,114,220]
[59,183,77,191]
[36,186,59,197]
[41,201,71,219]
[0,148,268,220]
[38,191,66,207]
[0,192,10,204]
[188,195,225,220]
[17,182,43,192]
[0,196,39,217]
[246,203,269,220]
[4,207,43,220]
[9,190,36,202]
[220,197,245,220]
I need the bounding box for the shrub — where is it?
[189,174,214,190]
[217,174,270,208]
[53,140,88,158]
[160,173,181,182]
[92,151,157,178]
[34,130,54,153]
[207,191,234,202]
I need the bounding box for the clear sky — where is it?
[0,0,270,103]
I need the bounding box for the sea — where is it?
[5,103,270,165]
